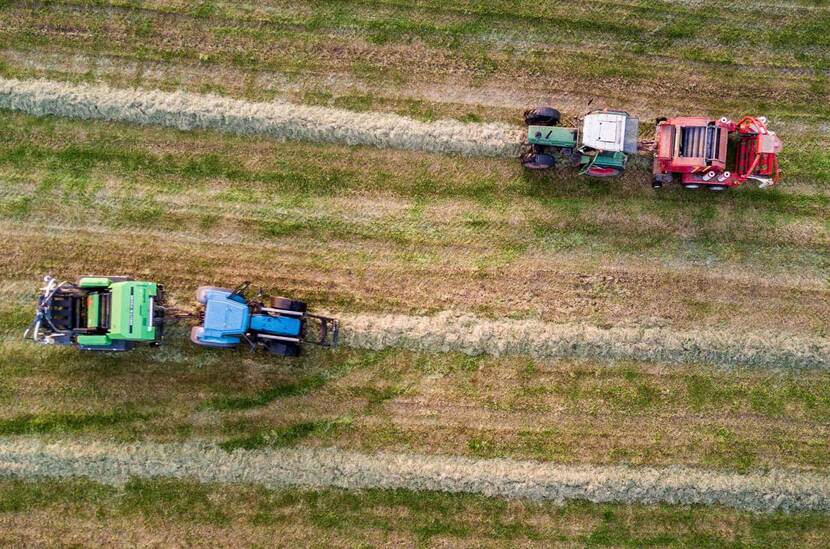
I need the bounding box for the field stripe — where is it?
[340,311,830,370]
[0,77,521,158]
[0,438,828,512]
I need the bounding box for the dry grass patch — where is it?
[2,477,828,547]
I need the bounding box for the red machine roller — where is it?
[651,115,782,190]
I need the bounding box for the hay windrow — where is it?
[1,438,828,513]
[0,77,522,158]
[339,311,830,370]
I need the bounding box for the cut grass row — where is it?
[2,477,827,547]
[2,320,829,472]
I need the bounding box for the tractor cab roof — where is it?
[581,110,639,154]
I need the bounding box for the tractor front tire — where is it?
[195,286,233,304]
[520,152,556,170]
[266,341,301,357]
[524,107,561,126]
[270,296,308,313]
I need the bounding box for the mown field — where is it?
[1,0,829,545]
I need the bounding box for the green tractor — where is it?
[25,275,166,351]
[520,107,639,177]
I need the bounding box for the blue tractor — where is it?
[189,282,338,356]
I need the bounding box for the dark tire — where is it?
[524,107,561,126]
[266,341,301,357]
[651,178,663,189]
[270,296,307,313]
[195,286,233,304]
[655,117,667,124]
[520,152,556,170]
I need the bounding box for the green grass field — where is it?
[1,0,829,545]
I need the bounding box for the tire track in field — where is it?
[339,311,830,370]
[0,77,522,158]
[0,438,828,512]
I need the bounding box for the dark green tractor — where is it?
[521,107,638,177]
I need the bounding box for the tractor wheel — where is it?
[656,117,667,124]
[520,153,556,170]
[707,185,728,191]
[266,341,301,357]
[683,184,701,190]
[270,296,307,313]
[585,166,623,178]
[651,177,663,189]
[524,107,561,126]
[195,286,233,304]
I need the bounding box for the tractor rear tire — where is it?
[521,153,556,170]
[270,296,307,313]
[266,341,301,357]
[524,107,561,126]
[651,178,663,189]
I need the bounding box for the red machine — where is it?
[651,116,782,190]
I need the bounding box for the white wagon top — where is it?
[581,111,639,154]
